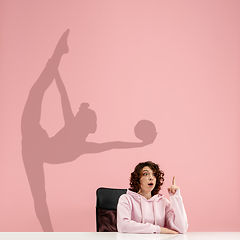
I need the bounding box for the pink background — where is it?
[1,0,240,232]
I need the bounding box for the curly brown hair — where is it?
[129,161,164,196]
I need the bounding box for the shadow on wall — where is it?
[21,29,157,232]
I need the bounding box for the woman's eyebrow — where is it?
[142,170,149,173]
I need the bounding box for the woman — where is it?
[21,30,156,231]
[117,161,188,234]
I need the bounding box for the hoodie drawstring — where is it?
[140,197,145,224]
[153,201,157,225]
[140,197,158,225]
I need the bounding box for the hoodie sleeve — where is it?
[165,189,188,233]
[117,194,161,234]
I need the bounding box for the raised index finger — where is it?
[172,176,176,185]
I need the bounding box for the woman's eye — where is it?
[143,173,148,176]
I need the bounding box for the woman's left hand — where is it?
[167,176,179,195]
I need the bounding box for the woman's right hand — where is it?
[160,227,179,234]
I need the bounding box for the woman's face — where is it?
[139,166,156,193]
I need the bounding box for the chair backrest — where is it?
[96,187,127,232]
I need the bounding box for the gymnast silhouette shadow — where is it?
[21,29,157,232]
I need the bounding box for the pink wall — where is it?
[1,0,240,232]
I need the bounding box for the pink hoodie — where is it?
[117,189,188,234]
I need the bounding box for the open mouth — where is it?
[148,183,154,186]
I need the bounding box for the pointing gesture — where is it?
[172,176,176,185]
[168,176,179,195]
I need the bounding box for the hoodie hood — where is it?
[127,189,164,202]
[126,189,164,225]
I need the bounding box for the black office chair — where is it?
[96,187,127,232]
